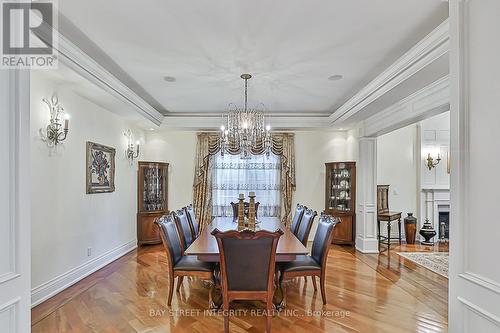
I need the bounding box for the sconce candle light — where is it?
[40,95,69,147]
[426,152,441,170]
[125,129,140,161]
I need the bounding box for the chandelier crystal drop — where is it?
[220,74,272,158]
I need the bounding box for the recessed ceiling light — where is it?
[149,128,155,131]
[328,74,343,81]
[163,76,176,82]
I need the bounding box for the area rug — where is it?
[397,252,449,278]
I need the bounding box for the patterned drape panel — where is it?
[193,132,296,230]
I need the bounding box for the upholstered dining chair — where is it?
[212,228,283,333]
[184,204,199,238]
[173,209,195,251]
[295,208,318,246]
[155,214,215,307]
[230,201,260,220]
[279,213,339,307]
[290,204,306,236]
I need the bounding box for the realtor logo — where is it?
[1,0,58,68]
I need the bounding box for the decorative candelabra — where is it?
[248,192,256,230]
[237,193,245,229]
[39,95,69,147]
[124,129,140,162]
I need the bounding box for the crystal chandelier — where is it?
[220,74,271,158]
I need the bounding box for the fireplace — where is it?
[420,189,450,242]
[438,211,449,240]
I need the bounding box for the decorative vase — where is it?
[404,213,417,244]
[419,219,437,245]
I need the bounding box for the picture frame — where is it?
[86,141,116,194]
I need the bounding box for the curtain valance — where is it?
[193,133,296,230]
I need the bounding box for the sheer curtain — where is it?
[212,152,281,217]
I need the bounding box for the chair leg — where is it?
[377,219,380,240]
[176,276,184,292]
[398,218,402,245]
[266,300,273,333]
[167,275,174,306]
[223,305,229,333]
[387,221,391,250]
[320,274,327,305]
[312,276,318,291]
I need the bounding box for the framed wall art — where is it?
[86,141,116,194]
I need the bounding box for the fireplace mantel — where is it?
[420,188,450,241]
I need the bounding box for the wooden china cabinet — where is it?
[137,161,169,246]
[325,162,356,245]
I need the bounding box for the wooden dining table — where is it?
[185,216,308,309]
[185,217,309,261]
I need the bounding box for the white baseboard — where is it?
[355,236,379,253]
[31,240,137,307]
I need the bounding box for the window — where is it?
[212,152,281,217]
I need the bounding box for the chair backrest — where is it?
[155,214,184,267]
[174,209,194,250]
[377,185,390,213]
[212,229,283,292]
[184,204,199,238]
[290,204,306,235]
[296,209,318,246]
[311,213,340,267]
[230,201,260,220]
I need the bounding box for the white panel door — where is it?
[449,0,500,332]
[0,70,31,332]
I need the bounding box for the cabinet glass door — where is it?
[328,165,352,212]
[142,166,166,212]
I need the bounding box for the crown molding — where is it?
[34,24,164,126]
[161,115,332,130]
[362,76,449,137]
[330,19,450,124]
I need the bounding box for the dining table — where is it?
[184,216,309,309]
[185,216,309,262]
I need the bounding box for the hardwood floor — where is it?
[32,243,448,332]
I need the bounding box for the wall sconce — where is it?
[125,129,140,161]
[40,95,69,147]
[426,153,441,170]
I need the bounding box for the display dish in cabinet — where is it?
[325,162,356,245]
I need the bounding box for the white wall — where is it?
[30,71,143,305]
[449,1,500,330]
[377,124,418,237]
[294,130,358,240]
[143,130,197,211]
[420,111,450,189]
[144,129,358,240]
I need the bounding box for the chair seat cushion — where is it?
[174,256,214,272]
[281,255,321,272]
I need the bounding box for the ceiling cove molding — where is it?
[161,115,332,130]
[330,18,450,124]
[35,25,164,126]
[362,75,449,137]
